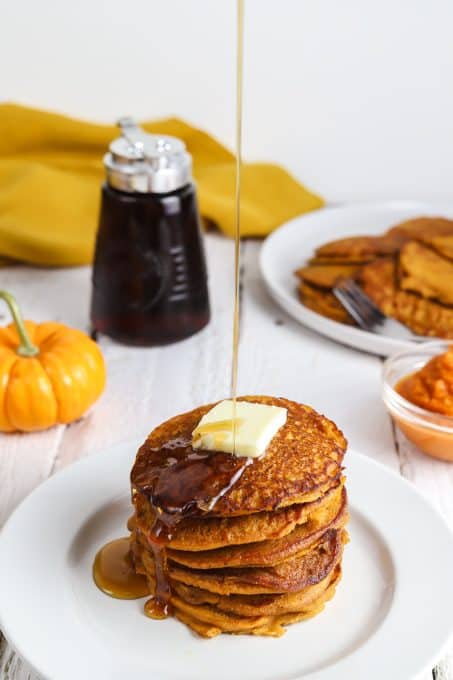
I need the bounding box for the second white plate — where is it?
[1,441,453,679]
[260,200,453,356]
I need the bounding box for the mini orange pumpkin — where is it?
[0,290,106,432]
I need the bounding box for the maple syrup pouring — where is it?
[93,0,248,620]
[231,0,244,454]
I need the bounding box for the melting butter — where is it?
[192,400,287,458]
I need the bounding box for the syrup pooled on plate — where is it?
[93,537,149,599]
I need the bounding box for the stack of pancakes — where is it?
[129,396,348,638]
[295,216,453,337]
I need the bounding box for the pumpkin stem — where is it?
[0,290,39,357]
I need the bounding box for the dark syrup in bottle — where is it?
[91,182,210,345]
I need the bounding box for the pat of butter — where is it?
[192,400,287,458]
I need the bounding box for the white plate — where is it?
[260,200,453,356]
[1,441,453,680]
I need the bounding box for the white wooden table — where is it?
[0,233,451,680]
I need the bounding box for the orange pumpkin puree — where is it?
[396,346,453,416]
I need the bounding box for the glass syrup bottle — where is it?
[90,118,210,345]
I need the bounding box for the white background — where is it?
[1,0,453,202]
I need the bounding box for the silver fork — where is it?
[333,278,430,341]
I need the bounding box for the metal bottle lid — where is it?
[104,117,193,193]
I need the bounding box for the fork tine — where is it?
[333,279,386,330]
[340,280,384,325]
[338,287,377,326]
[341,280,385,318]
[333,287,370,329]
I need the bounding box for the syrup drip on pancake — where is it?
[131,436,252,618]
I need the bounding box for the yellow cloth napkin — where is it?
[0,104,324,266]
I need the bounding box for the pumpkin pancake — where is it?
[386,216,453,240]
[168,529,343,595]
[295,264,358,324]
[172,599,269,636]
[298,281,354,324]
[174,600,328,638]
[172,567,341,638]
[248,585,337,637]
[136,528,344,595]
[167,488,348,569]
[393,291,453,338]
[295,264,360,289]
[421,234,453,261]
[131,396,346,517]
[132,480,344,551]
[308,256,376,265]
[357,258,396,316]
[133,539,344,619]
[171,562,343,619]
[398,241,453,306]
[313,234,401,262]
[359,258,453,338]
[171,585,331,637]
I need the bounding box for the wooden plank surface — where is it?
[0,235,448,680]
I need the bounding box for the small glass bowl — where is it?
[382,341,453,461]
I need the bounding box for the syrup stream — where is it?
[231,0,244,453]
